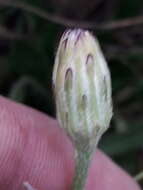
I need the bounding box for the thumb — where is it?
[0,96,141,190]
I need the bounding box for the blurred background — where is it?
[0,0,143,187]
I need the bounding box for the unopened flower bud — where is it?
[53,29,112,145]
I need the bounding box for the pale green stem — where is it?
[134,171,143,181]
[72,141,94,190]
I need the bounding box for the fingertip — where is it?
[0,96,141,190]
[0,96,74,190]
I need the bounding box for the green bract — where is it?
[53,29,112,145]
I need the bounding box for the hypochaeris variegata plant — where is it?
[52,29,113,190]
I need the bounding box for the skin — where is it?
[0,96,141,190]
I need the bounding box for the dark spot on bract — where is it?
[65,68,73,79]
[86,54,94,65]
[82,94,87,109]
[65,68,73,90]
[62,38,68,48]
[103,76,108,101]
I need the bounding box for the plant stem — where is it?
[134,171,143,181]
[72,142,94,190]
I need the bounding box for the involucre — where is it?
[53,29,112,145]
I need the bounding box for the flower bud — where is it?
[53,29,112,144]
